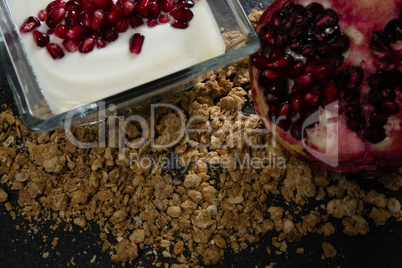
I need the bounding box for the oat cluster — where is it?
[0,10,401,267]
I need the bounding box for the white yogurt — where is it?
[7,0,226,114]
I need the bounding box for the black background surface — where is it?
[1,1,402,267]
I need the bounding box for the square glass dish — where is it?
[0,0,259,132]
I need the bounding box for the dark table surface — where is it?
[1,1,402,267]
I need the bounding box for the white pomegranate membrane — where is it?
[8,0,226,114]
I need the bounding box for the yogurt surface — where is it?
[7,0,226,114]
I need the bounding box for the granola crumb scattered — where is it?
[0,188,8,203]
[321,242,337,259]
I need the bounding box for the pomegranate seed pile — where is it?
[19,0,196,59]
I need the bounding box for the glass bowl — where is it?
[0,0,259,132]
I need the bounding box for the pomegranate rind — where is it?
[250,0,402,172]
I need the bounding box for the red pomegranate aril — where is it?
[129,15,144,28]
[115,18,129,32]
[108,7,124,24]
[310,62,333,81]
[161,0,174,12]
[32,30,50,47]
[79,12,92,28]
[79,37,95,53]
[261,69,286,84]
[65,1,81,11]
[268,54,294,72]
[123,0,136,16]
[158,14,170,24]
[290,93,304,112]
[91,9,104,30]
[46,0,65,13]
[65,10,80,27]
[62,38,80,52]
[170,7,194,23]
[323,83,337,103]
[304,91,320,106]
[171,21,189,29]
[46,8,66,29]
[293,74,313,90]
[38,10,48,21]
[147,19,159,27]
[55,24,67,38]
[102,25,118,42]
[177,0,194,8]
[289,60,304,78]
[20,16,41,33]
[136,0,151,18]
[370,112,388,127]
[95,36,107,48]
[250,52,270,69]
[92,0,110,10]
[46,43,64,59]
[81,0,97,13]
[66,24,87,40]
[364,127,387,144]
[129,33,145,54]
[148,1,160,19]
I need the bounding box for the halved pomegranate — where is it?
[19,0,198,59]
[250,0,402,172]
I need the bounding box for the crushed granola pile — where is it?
[0,10,402,267]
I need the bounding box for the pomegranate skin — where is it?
[250,0,402,172]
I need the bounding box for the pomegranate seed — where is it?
[92,0,110,10]
[64,1,81,12]
[289,60,304,78]
[115,18,129,32]
[66,24,87,40]
[380,101,400,115]
[95,36,107,48]
[304,91,320,106]
[177,0,194,8]
[91,9,105,30]
[290,93,304,112]
[323,83,338,103]
[170,7,194,23]
[370,112,388,127]
[161,0,174,12]
[38,10,48,21]
[46,8,66,29]
[108,7,124,24]
[79,12,92,28]
[250,52,270,69]
[279,103,290,117]
[62,38,80,52]
[79,37,95,53]
[310,62,333,81]
[20,16,41,33]
[65,10,80,27]
[158,14,170,24]
[147,19,158,27]
[80,0,96,13]
[268,54,294,72]
[123,0,136,16]
[46,0,65,13]
[293,74,313,90]
[261,69,286,83]
[47,29,55,35]
[102,25,118,42]
[148,1,160,19]
[129,33,145,54]
[32,30,50,47]
[364,127,386,144]
[136,0,151,17]
[171,21,188,29]
[129,15,144,28]
[46,43,65,59]
[55,24,67,38]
